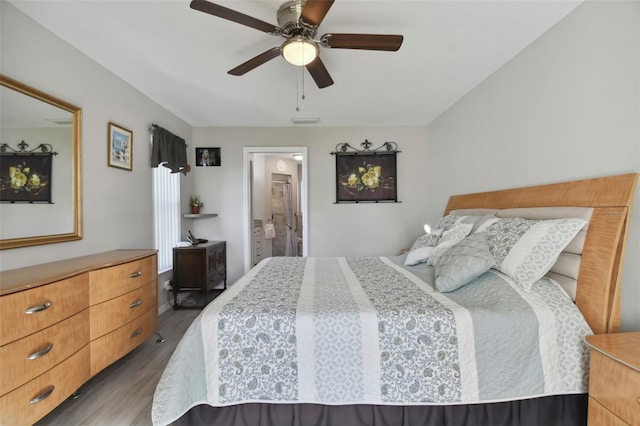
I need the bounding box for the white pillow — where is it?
[404,232,440,266]
[484,217,587,291]
[427,223,473,266]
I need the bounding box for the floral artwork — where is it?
[0,154,53,202]
[335,153,397,203]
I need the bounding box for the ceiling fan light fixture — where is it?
[282,37,318,66]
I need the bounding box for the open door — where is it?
[243,147,308,273]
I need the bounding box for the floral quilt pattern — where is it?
[346,257,461,402]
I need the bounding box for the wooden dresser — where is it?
[585,332,640,426]
[0,250,157,425]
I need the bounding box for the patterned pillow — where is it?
[432,214,465,233]
[404,232,441,266]
[426,223,473,266]
[460,214,499,233]
[434,232,496,292]
[484,217,587,291]
[434,214,498,235]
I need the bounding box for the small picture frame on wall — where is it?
[195,147,221,167]
[108,122,133,171]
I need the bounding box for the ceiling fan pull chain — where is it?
[301,63,306,101]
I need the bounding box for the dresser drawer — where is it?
[0,345,90,426]
[90,307,157,376]
[589,349,640,425]
[0,274,89,346]
[588,397,629,426]
[0,309,89,396]
[89,255,156,304]
[90,282,156,340]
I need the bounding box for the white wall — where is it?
[425,1,640,330]
[0,3,192,311]
[188,126,429,285]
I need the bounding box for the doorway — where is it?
[271,173,295,257]
[243,147,308,273]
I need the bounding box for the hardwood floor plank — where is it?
[35,309,200,426]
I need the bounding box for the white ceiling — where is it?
[10,0,581,128]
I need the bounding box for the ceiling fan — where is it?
[190,0,404,89]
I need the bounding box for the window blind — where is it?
[153,158,181,273]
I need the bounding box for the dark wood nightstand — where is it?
[585,332,640,425]
[172,241,226,309]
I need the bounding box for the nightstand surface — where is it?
[586,332,640,373]
[585,332,640,426]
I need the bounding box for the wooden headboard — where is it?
[444,173,638,335]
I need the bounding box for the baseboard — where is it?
[158,302,171,316]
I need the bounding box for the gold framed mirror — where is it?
[0,74,82,249]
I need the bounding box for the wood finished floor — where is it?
[35,308,200,426]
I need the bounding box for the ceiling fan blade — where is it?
[305,57,334,89]
[300,0,335,27]
[190,0,280,34]
[322,34,403,51]
[228,47,281,76]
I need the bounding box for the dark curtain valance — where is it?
[150,124,187,174]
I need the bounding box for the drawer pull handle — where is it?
[30,385,55,404]
[129,271,142,278]
[637,397,640,406]
[129,299,142,308]
[25,301,51,315]
[27,343,53,360]
[130,328,143,338]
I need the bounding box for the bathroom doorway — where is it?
[270,173,296,257]
[243,147,308,273]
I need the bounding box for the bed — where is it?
[152,173,637,426]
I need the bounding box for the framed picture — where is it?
[334,151,398,203]
[0,153,54,203]
[195,147,221,167]
[108,122,133,171]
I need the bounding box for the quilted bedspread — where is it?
[152,256,592,426]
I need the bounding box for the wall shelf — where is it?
[182,213,218,219]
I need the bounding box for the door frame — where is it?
[243,146,308,273]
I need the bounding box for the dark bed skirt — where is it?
[175,394,587,426]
